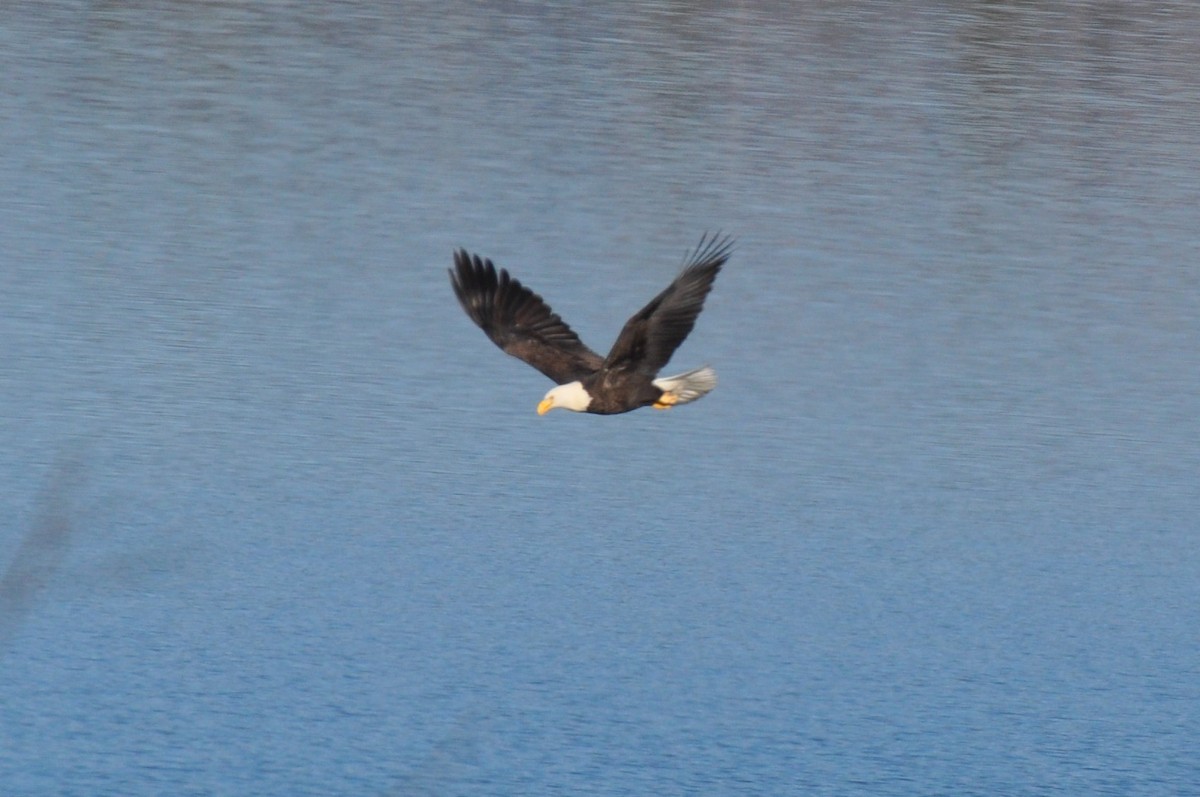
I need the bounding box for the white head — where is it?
[537,381,592,415]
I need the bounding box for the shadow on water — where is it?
[0,448,88,652]
[392,704,490,796]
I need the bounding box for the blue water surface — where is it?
[2,3,1198,795]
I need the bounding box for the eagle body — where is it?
[450,233,732,416]
[578,370,665,415]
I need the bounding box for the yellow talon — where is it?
[653,392,678,410]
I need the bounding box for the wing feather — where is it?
[450,250,603,384]
[603,232,732,375]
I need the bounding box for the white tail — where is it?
[652,365,718,405]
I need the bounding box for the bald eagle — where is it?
[450,233,732,415]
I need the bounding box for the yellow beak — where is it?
[537,397,554,416]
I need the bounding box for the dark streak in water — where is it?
[0,450,87,650]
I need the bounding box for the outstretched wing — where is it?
[450,250,604,384]
[603,232,733,375]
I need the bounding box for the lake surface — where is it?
[3,3,1199,795]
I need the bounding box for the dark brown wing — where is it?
[450,250,604,384]
[602,232,732,375]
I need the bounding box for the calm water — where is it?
[3,3,1199,795]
